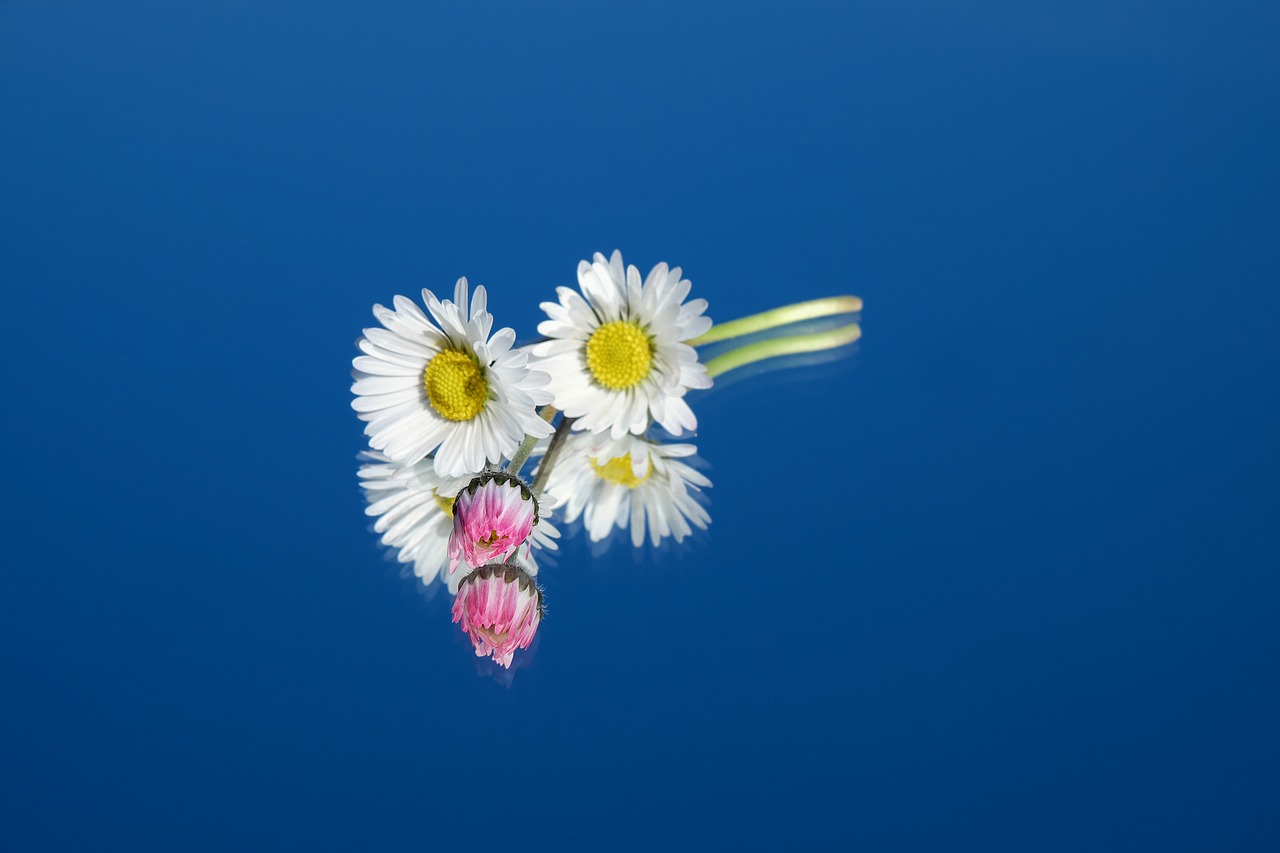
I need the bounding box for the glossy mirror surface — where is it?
[3,2,1278,849]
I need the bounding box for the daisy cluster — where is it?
[352,251,715,668]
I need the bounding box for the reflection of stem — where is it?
[690,296,862,346]
[531,415,575,494]
[506,406,558,475]
[704,323,862,379]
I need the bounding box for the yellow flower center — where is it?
[590,455,654,489]
[424,349,488,421]
[585,321,653,390]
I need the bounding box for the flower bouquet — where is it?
[353,251,861,668]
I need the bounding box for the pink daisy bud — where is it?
[447,471,540,573]
[452,562,543,668]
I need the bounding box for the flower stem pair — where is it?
[693,295,862,380]
[505,405,574,492]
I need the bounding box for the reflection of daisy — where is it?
[540,432,711,548]
[532,251,712,439]
[453,556,543,668]
[358,454,556,592]
[358,452,455,587]
[351,278,554,478]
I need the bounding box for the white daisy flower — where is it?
[351,278,555,478]
[358,454,558,593]
[532,251,713,439]
[539,431,711,548]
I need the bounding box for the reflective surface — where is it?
[3,2,1278,849]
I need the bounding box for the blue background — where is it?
[3,1,1278,849]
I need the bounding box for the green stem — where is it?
[690,295,862,346]
[531,415,575,494]
[506,406,558,476]
[703,323,862,379]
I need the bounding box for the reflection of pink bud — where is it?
[452,562,543,668]
[447,472,539,573]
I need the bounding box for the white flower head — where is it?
[351,278,555,478]
[532,251,713,439]
[358,454,556,593]
[540,431,711,548]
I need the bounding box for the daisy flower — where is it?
[447,470,544,573]
[351,278,554,478]
[358,454,557,591]
[539,431,711,548]
[532,251,713,439]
